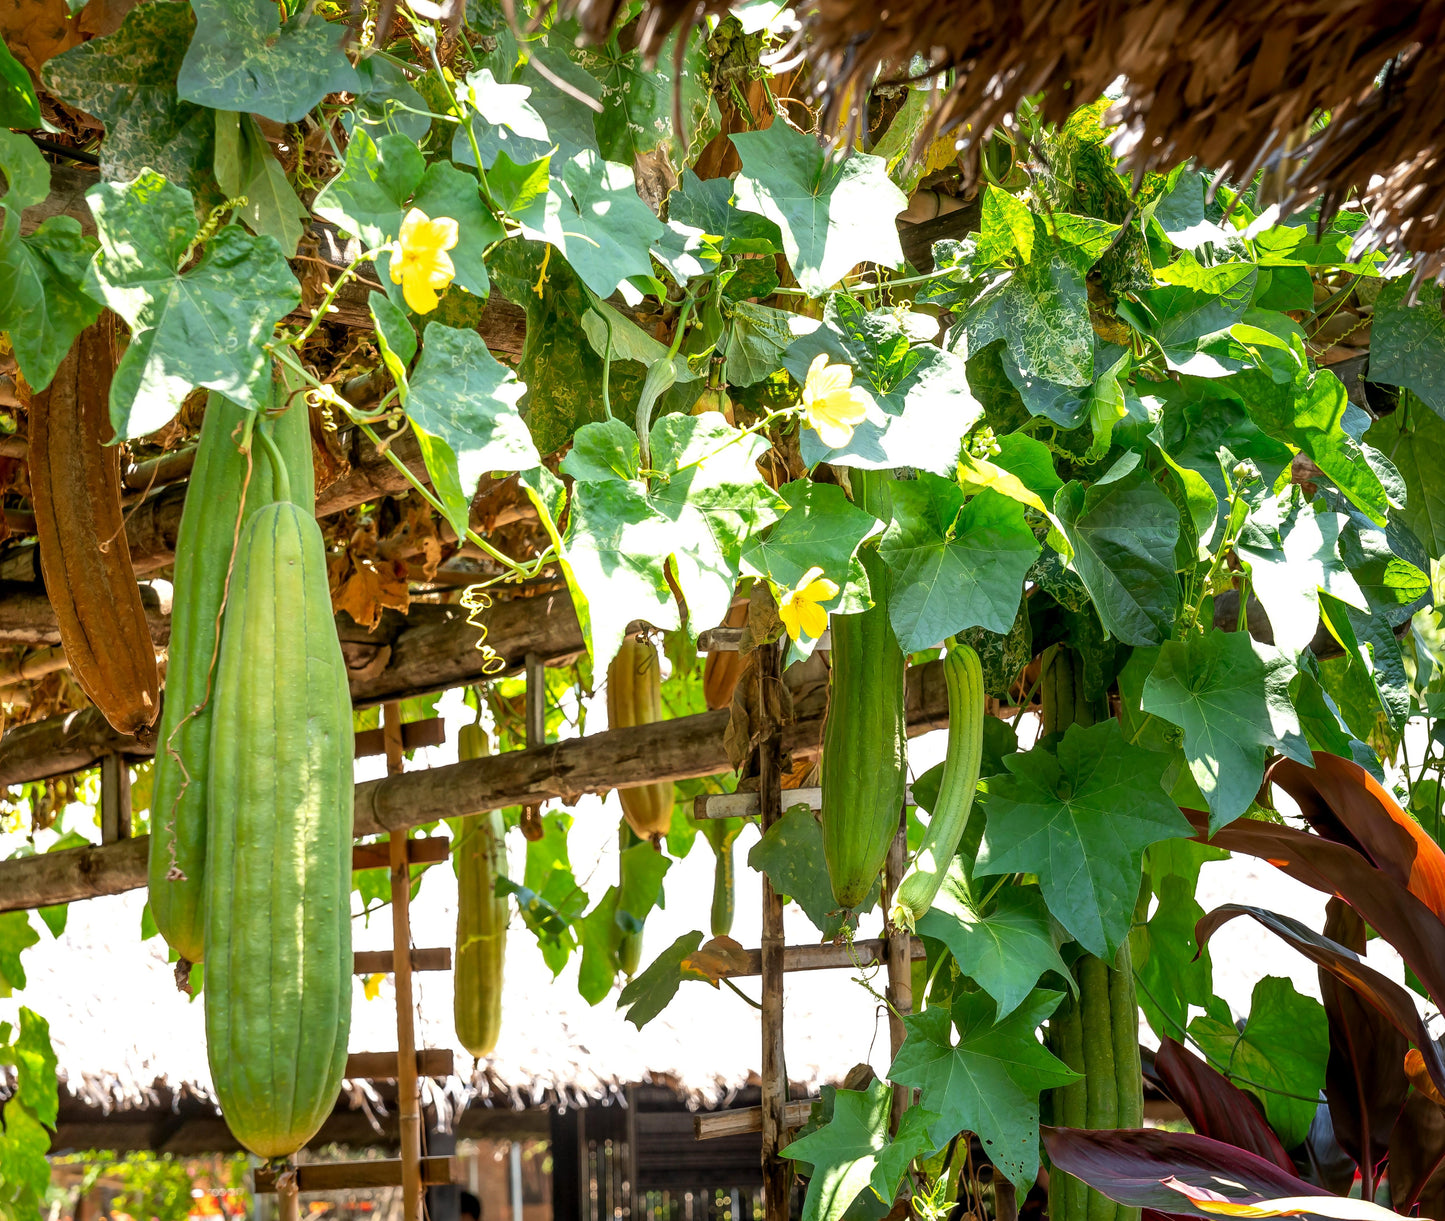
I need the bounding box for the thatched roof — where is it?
[563,0,1445,270]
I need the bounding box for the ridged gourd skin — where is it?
[453,723,508,1059]
[890,641,984,931]
[701,817,740,938]
[28,314,160,735]
[203,461,353,1158]
[1043,646,1142,1221]
[606,636,673,839]
[148,383,315,965]
[821,468,906,910]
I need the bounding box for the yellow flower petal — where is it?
[778,598,804,641]
[363,972,385,1001]
[796,599,828,639]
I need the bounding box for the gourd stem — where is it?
[255,420,291,504]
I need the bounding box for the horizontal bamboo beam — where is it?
[703,936,926,979]
[0,658,951,914]
[353,947,452,974]
[345,1049,454,1080]
[694,1101,816,1141]
[253,1157,459,1193]
[0,595,586,788]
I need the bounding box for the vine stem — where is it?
[289,246,386,349]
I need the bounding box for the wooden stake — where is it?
[883,816,913,1132]
[757,641,792,1221]
[384,702,423,1221]
[520,651,544,839]
[275,1167,300,1221]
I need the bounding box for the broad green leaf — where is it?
[84,171,300,438]
[505,811,587,973]
[577,887,624,1004]
[1115,646,1208,810]
[617,840,671,930]
[1150,170,1234,251]
[1134,255,1255,371]
[0,36,40,128]
[526,149,666,300]
[1130,874,1214,1043]
[1235,498,1366,656]
[0,215,102,391]
[312,128,426,286]
[42,1,215,196]
[887,988,1077,1188]
[650,218,720,284]
[561,413,784,664]
[1189,976,1327,1150]
[1054,465,1181,646]
[977,720,1190,956]
[916,869,1072,1019]
[12,1009,57,1129]
[732,121,906,296]
[877,478,1040,653]
[748,802,866,938]
[781,1081,937,1221]
[214,111,307,256]
[370,291,415,387]
[571,29,713,166]
[0,1097,51,1215]
[404,323,535,541]
[0,911,38,994]
[1365,396,1445,558]
[1318,590,1409,737]
[178,0,360,123]
[976,185,1035,265]
[1232,341,1388,526]
[1367,279,1445,415]
[349,53,430,143]
[0,130,47,212]
[786,296,981,474]
[742,480,881,620]
[617,930,705,1028]
[411,161,506,299]
[1142,631,1309,831]
[1291,664,1377,774]
[453,68,550,167]
[722,300,812,386]
[670,169,784,254]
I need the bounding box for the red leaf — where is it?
[1186,809,1445,1012]
[1041,1126,1329,1218]
[1265,753,1445,921]
[1194,903,1445,1104]
[1153,1038,1294,1172]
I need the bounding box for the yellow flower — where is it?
[801,354,870,449]
[777,566,839,641]
[363,972,385,1001]
[390,208,459,314]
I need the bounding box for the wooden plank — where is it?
[99,754,131,844]
[351,837,450,871]
[0,658,954,913]
[345,1049,454,1080]
[253,1157,459,1193]
[354,716,446,758]
[696,937,925,979]
[353,947,451,974]
[693,1101,815,1141]
[694,785,918,819]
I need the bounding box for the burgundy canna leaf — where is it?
[1194,904,1445,1104]
[1152,1037,1295,1172]
[1264,753,1445,920]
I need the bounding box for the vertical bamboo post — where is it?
[757,641,792,1221]
[384,701,423,1221]
[275,1171,300,1221]
[883,816,913,1132]
[521,651,545,839]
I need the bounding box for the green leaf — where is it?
[0,214,102,391]
[526,149,667,300]
[976,185,1035,265]
[0,911,38,994]
[1235,498,1366,656]
[35,905,67,939]
[722,300,811,386]
[1135,255,1256,372]
[1189,976,1327,1150]
[1365,396,1445,558]
[0,130,47,212]
[506,811,587,972]
[978,720,1190,956]
[214,111,307,256]
[349,53,431,143]
[178,0,359,123]
[742,479,881,619]
[1232,341,1388,526]
[12,1009,57,1129]
[617,930,705,1028]
[84,171,300,438]
[1367,279,1445,415]
[0,36,40,128]
[916,869,1072,1019]
[1142,630,1308,831]
[561,412,783,664]
[404,323,536,541]
[748,802,866,939]
[312,128,426,285]
[0,1096,51,1215]
[42,1,216,196]
[453,67,550,167]
[787,296,981,474]
[411,161,506,299]
[732,122,906,296]
[670,169,784,255]
[887,988,1077,1188]
[1054,464,1181,647]
[369,290,415,387]
[571,29,712,167]
[878,479,1041,653]
[1130,874,1214,1043]
[1150,170,1234,251]
[781,1081,937,1221]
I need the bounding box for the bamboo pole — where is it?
[757,641,793,1221]
[883,818,913,1133]
[384,702,423,1221]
